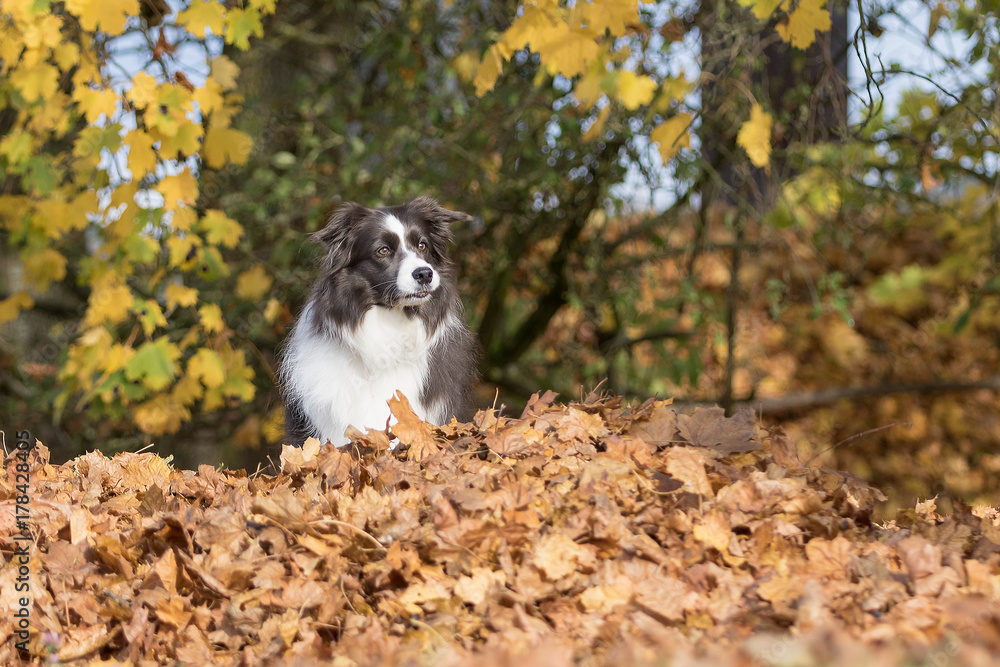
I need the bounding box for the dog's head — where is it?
[313,196,471,314]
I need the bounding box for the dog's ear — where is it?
[314,202,368,272]
[408,196,471,249]
[408,196,472,227]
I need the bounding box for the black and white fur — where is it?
[280,196,478,446]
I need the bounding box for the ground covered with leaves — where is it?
[3,393,1000,665]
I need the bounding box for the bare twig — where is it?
[805,423,910,466]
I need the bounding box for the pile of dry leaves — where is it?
[3,392,1000,665]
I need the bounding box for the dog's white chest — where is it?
[346,307,434,370]
[286,305,437,445]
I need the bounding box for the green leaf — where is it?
[226,6,263,50]
[124,234,158,264]
[124,338,181,391]
[23,156,59,194]
[868,265,928,314]
[73,124,124,159]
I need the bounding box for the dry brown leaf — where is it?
[805,536,853,579]
[664,446,713,496]
[693,510,732,552]
[521,389,560,417]
[531,534,597,580]
[486,418,549,456]
[155,596,192,630]
[626,400,679,446]
[279,436,322,472]
[454,567,507,606]
[677,407,761,455]
[389,391,440,460]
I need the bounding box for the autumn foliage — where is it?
[5,395,1000,665]
[470,0,827,165]
[0,0,275,436]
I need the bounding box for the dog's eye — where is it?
[417,241,427,251]
[376,246,391,257]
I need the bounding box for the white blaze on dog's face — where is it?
[381,213,440,305]
[307,196,467,323]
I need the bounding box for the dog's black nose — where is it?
[412,267,433,285]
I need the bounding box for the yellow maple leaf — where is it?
[498,3,550,57]
[104,183,138,241]
[157,119,203,159]
[0,27,21,73]
[132,298,167,336]
[235,265,274,300]
[23,247,67,291]
[0,291,34,326]
[0,131,33,166]
[199,209,243,248]
[74,86,119,124]
[70,50,101,90]
[144,84,192,137]
[203,345,255,409]
[172,371,205,406]
[34,199,82,239]
[53,42,80,73]
[20,15,61,69]
[10,63,60,102]
[533,20,601,78]
[225,6,264,50]
[202,124,253,168]
[736,0,785,20]
[498,4,599,78]
[20,13,61,50]
[650,113,692,163]
[125,130,158,178]
[188,348,225,388]
[27,92,73,135]
[0,194,29,229]
[84,276,135,326]
[192,77,224,116]
[574,0,639,36]
[166,235,201,268]
[128,71,159,110]
[156,171,198,210]
[164,283,199,310]
[736,104,773,169]
[67,0,138,36]
[103,343,132,376]
[209,55,241,90]
[170,207,198,233]
[776,0,831,49]
[134,396,190,435]
[474,44,505,96]
[614,70,656,110]
[176,0,226,38]
[199,303,225,333]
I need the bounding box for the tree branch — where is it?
[670,376,1000,416]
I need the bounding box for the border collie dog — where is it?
[280,196,478,446]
